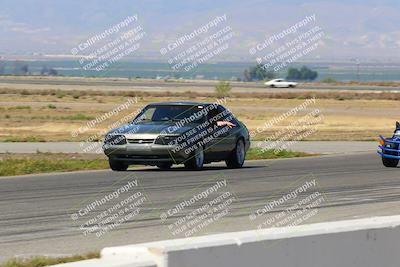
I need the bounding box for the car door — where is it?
[209,105,237,157]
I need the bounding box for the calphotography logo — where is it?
[249,14,325,73]
[160,177,236,238]
[160,14,235,73]
[70,178,148,238]
[71,15,146,72]
[249,174,326,231]
[249,97,324,153]
[69,97,144,154]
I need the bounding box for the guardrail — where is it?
[52,215,400,267]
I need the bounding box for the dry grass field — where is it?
[0,78,399,142]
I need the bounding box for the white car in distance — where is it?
[264,79,298,88]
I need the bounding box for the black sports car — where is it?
[103,102,251,171]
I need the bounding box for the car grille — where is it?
[384,142,399,156]
[118,155,171,159]
[104,134,126,145]
[154,136,179,145]
[127,138,155,144]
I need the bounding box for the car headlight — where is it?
[155,135,180,145]
[104,134,127,146]
[395,130,400,137]
[385,143,394,149]
[384,141,399,149]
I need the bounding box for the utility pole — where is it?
[356,59,360,82]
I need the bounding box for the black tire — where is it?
[270,84,275,88]
[382,157,399,168]
[109,159,128,171]
[157,163,172,170]
[184,145,204,170]
[226,139,246,169]
[289,84,294,88]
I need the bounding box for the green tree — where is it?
[286,66,318,81]
[243,69,251,82]
[215,81,231,98]
[48,68,58,76]
[13,62,29,75]
[41,66,58,76]
[287,68,301,80]
[243,64,275,81]
[0,61,5,75]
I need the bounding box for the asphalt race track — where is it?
[0,152,399,261]
[1,77,399,92]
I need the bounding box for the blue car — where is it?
[378,122,400,168]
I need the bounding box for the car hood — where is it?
[107,122,195,136]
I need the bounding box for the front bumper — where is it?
[103,143,189,165]
[377,135,400,160]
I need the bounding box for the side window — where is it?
[207,105,227,124]
[207,105,239,125]
[217,105,228,120]
[207,105,219,123]
[218,105,239,124]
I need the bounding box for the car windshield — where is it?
[134,105,205,123]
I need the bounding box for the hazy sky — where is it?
[1,0,399,61]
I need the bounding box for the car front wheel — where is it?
[382,157,399,168]
[226,139,246,168]
[184,145,204,170]
[109,159,128,171]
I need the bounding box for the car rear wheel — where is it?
[157,163,172,170]
[226,139,245,168]
[109,159,128,171]
[382,157,399,168]
[184,145,204,170]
